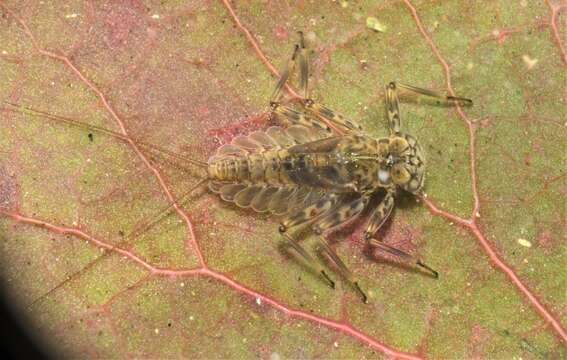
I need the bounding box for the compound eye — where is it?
[389,137,409,155]
[407,178,422,193]
[391,163,410,185]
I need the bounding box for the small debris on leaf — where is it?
[517,238,532,248]
[522,54,538,70]
[366,17,387,33]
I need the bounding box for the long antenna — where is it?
[126,177,208,240]
[2,102,208,168]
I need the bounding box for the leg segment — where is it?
[269,32,363,134]
[312,195,371,303]
[270,31,309,103]
[385,82,402,135]
[297,31,309,99]
[279,194,342,288]
[301,100,364,133]
[270,44,299,104]
[269,35,333,134]
[385,82,473,135]
[363,189,438,277]
[367,239,438,278]
[295,32,363,132]
[271,103,332,133]
[364,189,395,237]
[395,82,473,107]
[280,230,336,288]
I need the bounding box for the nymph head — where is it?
[377,134,425,194]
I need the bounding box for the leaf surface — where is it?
[0,1,566,358]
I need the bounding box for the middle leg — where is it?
[363,189,438,277]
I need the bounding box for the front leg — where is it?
[385,82,472,135]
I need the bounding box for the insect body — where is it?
[202,33,472,302]
[207,130,423,211]
[4,32,471,303]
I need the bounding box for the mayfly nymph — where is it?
[4,32,472,303]
[206,32,471,302]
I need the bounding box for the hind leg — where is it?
[311,195,371,303]
[269,32,363,134]
[278,193,342,288]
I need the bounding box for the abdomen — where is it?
[209,148,295,186]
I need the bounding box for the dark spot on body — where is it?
[296,155,306,169]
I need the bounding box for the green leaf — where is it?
[1,1,565,358]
